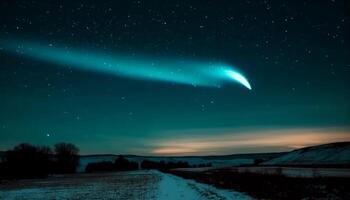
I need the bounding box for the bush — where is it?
[85,161,115,173]
[198,163,212,167]
[54,143,79,174]
[115,156,139,171]
[0,163,4,179]
[0,142,81,180]
[141,160,191,170]
[85,156,139,173]
[141,160,160,170]
[1,143,52,179]
[254,158,264,165]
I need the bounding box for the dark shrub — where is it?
[85,156,139,173]
[141,160,190,170]
[254,158,264,165]
[85,161,115,173]
[141,160,160,169]
[54,143,79,173]
[2,143,52,179]
[0,162,4,179]
[198,163,213,167]
[115,155,139,171]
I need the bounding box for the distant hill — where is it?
[78,152,286,172]
[263,142,350,166]
[197,152,286,161]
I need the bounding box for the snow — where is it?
[0,171,159,199]
[156,170,253,200]
[0,170,253,200]
[263,142,350,165]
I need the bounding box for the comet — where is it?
[1,39,252,90]
[225,70,252,90]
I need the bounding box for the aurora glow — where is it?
[2,40,252,89]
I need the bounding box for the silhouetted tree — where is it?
[114,155,138,171]
[141,160,159,169]
[85,157,138,173]
[54,143,79,173]
[198,163,212,167]
[85,161,115,173]
[140,160,190,170]
[2,143,52,179]
[0,163,4,179]
[174,161,190,168]
[254,158,264,165]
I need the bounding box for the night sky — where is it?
[0,0,349,155]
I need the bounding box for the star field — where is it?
[0,0,349,155]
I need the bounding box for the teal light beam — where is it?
[1,40,252,90]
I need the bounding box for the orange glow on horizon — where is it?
[151,128,350,156]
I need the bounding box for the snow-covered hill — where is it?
[263,142,350,166]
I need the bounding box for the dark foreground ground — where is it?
[168,167,350,200]
[0,170,252,200]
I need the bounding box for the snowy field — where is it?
[0,170,253,200]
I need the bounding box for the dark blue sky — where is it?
[0,0,349,155]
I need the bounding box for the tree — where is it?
[2,143,52,179]
[254,158,264,165]
[54,143,79,173]
[85,161,115,173]
[140,159,190,170]
[114,155,138,171]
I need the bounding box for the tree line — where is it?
[85,158,212,172]
[141,160,191,170]
[0,143,213,179]
[85,155,138,173]
[0,143,79,179]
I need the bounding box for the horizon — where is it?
[1,132,350,156]
[2,140,350,157]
